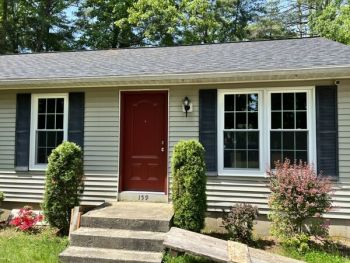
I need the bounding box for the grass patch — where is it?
[163,253,212,263]
[0,227,68,263]
[282,246,350,263]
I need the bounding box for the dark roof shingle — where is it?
[0,37,349,81]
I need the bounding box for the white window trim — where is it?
[217,87,316,176]
[29,93,69,171]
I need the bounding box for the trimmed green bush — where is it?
[171,140,206,232]
[42,141,84,235]
[0,192,4,203]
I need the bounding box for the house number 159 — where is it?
[138,195,149,201]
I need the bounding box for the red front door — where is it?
[120,91,168,192]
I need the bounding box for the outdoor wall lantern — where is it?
[182,96,193,117]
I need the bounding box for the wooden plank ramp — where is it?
[164,227,304,263]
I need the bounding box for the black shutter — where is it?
[316,86,338,178]
[15,94,31,171]
[199,89,217,173]
[68,92,85,149]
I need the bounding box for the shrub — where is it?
[222,203,258,244]
[268,159,333,244]
[10,206,43,232]
[42,141,84,235]
[171,140,206,232]
[0,192,4,202]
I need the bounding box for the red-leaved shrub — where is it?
[268,159,333,241]
[10,206,43,232]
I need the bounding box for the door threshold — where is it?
[118,191,168,203]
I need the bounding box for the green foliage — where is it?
[222,203,259,244]
[0,192,3,202]
[311,2,350,45]
[268,160,333,246]
[117,0,179,46]
[0,227,68,263]
[163,253,211,263]
[283,233,310,254]
[76,0,137,49]
[42,141,84,235]
[171,140,207,233]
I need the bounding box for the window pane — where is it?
[37,131,46,147]
[47,131,56,147]
[235,94,247,111]
[224,132,234,149]
[38,115,46,129]
[283,93,294,110]
[38,99,46,113]
[283,132,295,150]
[296,112,307,129]
[296,93,307,110]
[248,112,258,129]
[235,150,247,168]
[56,114,64,129]
[248,94,258,111]
[271,112,282,129]
[296,132,308,150]
[248,151,259,168]
[236,132,246,149]
[47,99,56,113]
[247,132,259,149]
[37,148,46,164]
[271,151,282,168]
[46,114,55,129]
[271,93,281,110]
[224,150,234,168]
[236,113,246,129]
[56,131,64,145]
[270,131,282,150]
[225,113,235,129]
[283,151,295,161]
[295,151,308,163]
[283,112,294,129]
[56,98,64,113]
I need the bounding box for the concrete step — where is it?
[80,202,173,232]
[60,246,162,263]
[70,227,165,251]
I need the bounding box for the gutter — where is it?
[0,66,350,89]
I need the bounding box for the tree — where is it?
[180,0,220,44]
[249,0,296,39]
[76,0,136,49]
[22,0,76,52]
[0,0,26,54]
[216,0,265,42]
[117,0,179,46]
[311,1,350,44]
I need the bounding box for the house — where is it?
[1,37,350,237]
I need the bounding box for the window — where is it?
[218,88,316,176]
[270,92,308,167]
[223,94,259,169]
[30,94,68,170]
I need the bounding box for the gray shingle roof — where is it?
[0,37,349,81]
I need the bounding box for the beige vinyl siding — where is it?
[1,81,350,219]
[0,92,16,170]
[0,89,119,205]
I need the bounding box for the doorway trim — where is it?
[118,89,169,197]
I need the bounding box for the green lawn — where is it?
[282,247,350,263]
[0,227,68,263]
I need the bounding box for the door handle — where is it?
[161,147,165,152]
